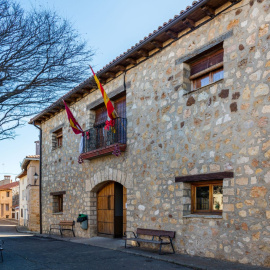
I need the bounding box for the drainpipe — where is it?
[33,121,42,234]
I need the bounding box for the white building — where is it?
[17,152,40,231]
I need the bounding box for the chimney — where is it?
[35,141,40,155]
[4,175,11,183]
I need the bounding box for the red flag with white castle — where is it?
[63,100,84,159]
[63,100,83,135]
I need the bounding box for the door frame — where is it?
[96,181,126,238]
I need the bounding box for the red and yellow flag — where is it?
[90,66,117,120]
[63,100,83,135]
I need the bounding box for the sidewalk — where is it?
[27,232,268,270]
[0,218,19,224]
[16,225,38,234]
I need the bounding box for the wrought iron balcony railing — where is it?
[81,117,127,160]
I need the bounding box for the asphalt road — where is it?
[0,219,190,270]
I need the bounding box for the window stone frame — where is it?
[175,172,234,217]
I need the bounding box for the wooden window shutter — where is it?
[95,106,108,125]
[114,96,126,118]
[190,49,224,76]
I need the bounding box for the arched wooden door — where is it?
[97,182,126,237]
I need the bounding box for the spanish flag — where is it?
[63,100,83,135]
[90,66,117,120]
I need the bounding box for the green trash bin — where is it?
[77,214,88,230]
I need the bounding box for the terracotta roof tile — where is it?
[0,181,19,190]
[26,155,40,159]
[94,0,204,73]
[29,0,219,123]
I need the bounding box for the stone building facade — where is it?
[30,0,270,267]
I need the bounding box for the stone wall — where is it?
[40,0,270,266]
[28,186,40,232]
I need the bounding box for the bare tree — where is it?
[0,0,94,140]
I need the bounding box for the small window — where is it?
[53,194,63,213]
[190,48,224,90]
[5,204,9,211]
[55,129,63,148]
[191,181,223,214]
[6,191,10,197]
[52,128,63,150]
[21,208,23,218]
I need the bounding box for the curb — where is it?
[116,248,204,270]
[15,226,35,234]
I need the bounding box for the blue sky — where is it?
[0,0,194,180]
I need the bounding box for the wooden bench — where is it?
[123,228,175,255]
[0,240,3,262]
[49,221,75,237]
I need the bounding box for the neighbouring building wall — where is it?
[0,190,12,218]
[40,0,270,267]
[15,208,19,220]
[11,184,19,219]
[27,161,40,186]
[19,160,40,230]
[28,186,40,231]
[12,185,19,207]
[19,175,27,226]
[27,160,40,231]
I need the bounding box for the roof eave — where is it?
[29,0,238,124]
[16,170,27,179]
[21,157,39,170]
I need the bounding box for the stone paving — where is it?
[34,233,269,270]
[8,218,270,269]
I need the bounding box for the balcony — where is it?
[80,117,127,160]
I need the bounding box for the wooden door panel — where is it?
[98,222,103,232]
[97,210,105,222]
[97,183,115,235]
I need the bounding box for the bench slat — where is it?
[59,221,74,225]
[125,237,170,244]
[49,220,75,237]
[137,228,175,238]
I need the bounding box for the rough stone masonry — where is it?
[37,0,270,267]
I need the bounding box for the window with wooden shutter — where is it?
[56,129,63,148]
[191,181,223,214]
[114,96,126,118]
[92,95,126,149]
[190,47,224,90]
[52,128,63,150]
[94,95,126,124]
[52,194,63,213]
[95,106,108,126]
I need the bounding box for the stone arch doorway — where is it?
[94,181,127,238]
